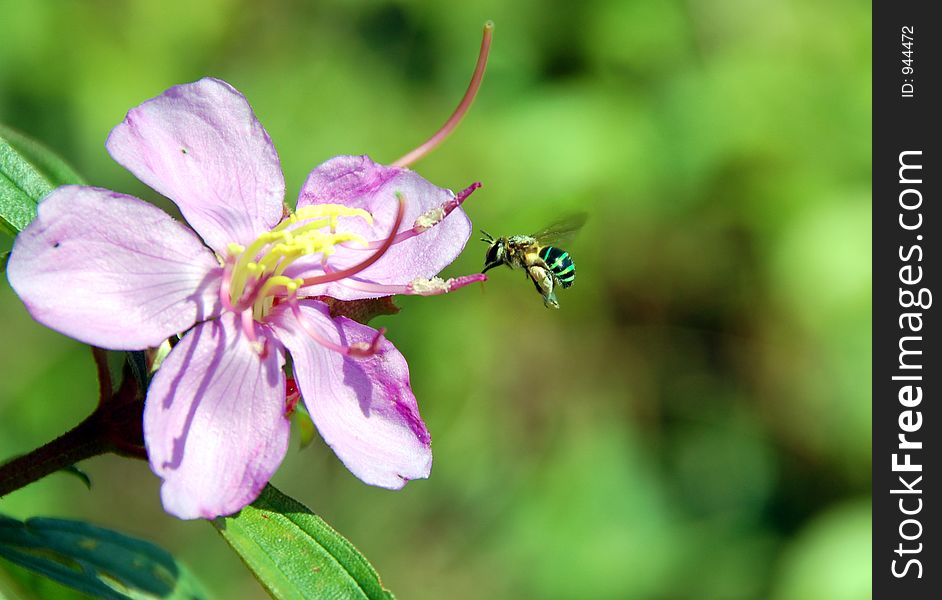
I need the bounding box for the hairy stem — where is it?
[0,414,111,497]
[0,350,147,498]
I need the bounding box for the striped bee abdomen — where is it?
[539,246,576,288]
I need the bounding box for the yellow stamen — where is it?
[255,275,299,301]
[226,204,373,317]
[294,204,373,226]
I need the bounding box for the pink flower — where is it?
[6,78,483,519]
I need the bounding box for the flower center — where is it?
[223,204,372,320]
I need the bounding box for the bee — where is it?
[480,213,586,309]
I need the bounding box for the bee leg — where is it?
[527,265,551,293]
[528,265,560,309]
[529,274,543,293]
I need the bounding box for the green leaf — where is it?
[57,465,92,490]
[214,484,395,600]
[0,126,86,189]
[0,125,85,237]
[0,515,209,600]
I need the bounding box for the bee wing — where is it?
[530,212,588,246]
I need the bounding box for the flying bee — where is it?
[480,213,586,309]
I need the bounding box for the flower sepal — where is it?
[314,295,401,324]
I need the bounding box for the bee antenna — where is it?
[479,229,494,243]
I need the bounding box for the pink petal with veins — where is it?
[107,77,285,254]
[7,186,222,350]
[269,300,431,488]
[144,312,289,519]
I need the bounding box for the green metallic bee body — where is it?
[480,214,586,309]
[538,246,576,288]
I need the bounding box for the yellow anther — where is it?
[255,275,298,305]
[227,204,375,316]
[294,204,373,226]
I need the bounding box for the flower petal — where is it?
[106,77,285,254]
[269,300,431,488]
[7,186,222,350]
[293,155,472,300]
[144,312,289,519]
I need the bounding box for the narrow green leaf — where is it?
[0,125,85,237]
[0,515,209,600]
[0,126,86,189]
[214,484,395,600]
[57,465,92,490]
[0,169,40,238]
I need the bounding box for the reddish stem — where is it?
[0,351,147,498]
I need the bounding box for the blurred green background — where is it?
[0,0,870,598]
